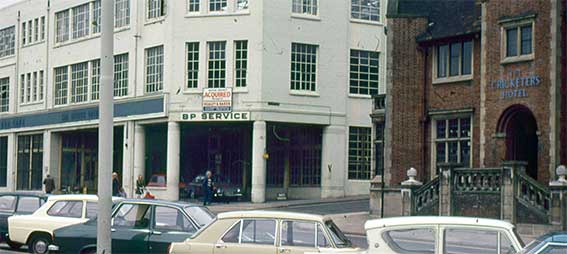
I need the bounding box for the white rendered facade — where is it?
[0,0,386,202]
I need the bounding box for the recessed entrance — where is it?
[497,105,539,179]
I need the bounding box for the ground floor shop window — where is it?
[435,117,471,166]
[267,125,322,187]
[17,134,43,190]
[0,137,7,187]
[348,127,372,180]
[145,124,167,182]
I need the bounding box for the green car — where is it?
[49,199,215,254]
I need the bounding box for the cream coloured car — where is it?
[8,194,122,254]
[168,210,364,254]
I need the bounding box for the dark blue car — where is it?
[0,192,47,250]
[518,232,567,254]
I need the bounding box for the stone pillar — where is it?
[49,132,62,193]
[438,162,458,216]
[501,161,527,223]
[133,123,145,189]
[550,165,567,230]
[42,131,51,193]
[321,125,346,198]
[251,121,267,203]
[6,133,16,192]
[165,122,180,201]
[401,168,423,216]
[122,122,135,197]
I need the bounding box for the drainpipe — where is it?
[418,45,430,180]
[44,0,50,109]
[15,11,20,112]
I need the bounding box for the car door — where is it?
[148,205,198,254]
[441,226,517,254]
[0,195,16,236]
[214,219,278,254]
[380,226,437,254]
[111,203,151,253]
[279,220,319,254]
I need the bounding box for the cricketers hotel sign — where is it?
[179,88,251,122]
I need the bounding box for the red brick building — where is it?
[381,0,567,186]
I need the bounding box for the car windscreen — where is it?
[184,206,215,227]
[325,220,352,248]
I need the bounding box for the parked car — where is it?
[186,174,243,202]
[168,210,364,254]
[0,192,47,250]
[147,173,189,198]
[7,194,122,254]
[517,232,567,254]
[364,216,524,254]
[49,199,215,254]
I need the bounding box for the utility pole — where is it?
[97,0,114,253]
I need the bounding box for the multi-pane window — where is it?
[436,41,472,79]
[55,10,70,43]
[32,72,37,101]
[350,49,379,95]
[209,0,227,12]
[54,66,69,105]
[39,70,44,101]
[435,117,471,166]
[115,0,131,28]
[145,46,164,93]
[21,22,26,45]
[40,17,45,40]
[71,62,89,103]
[148,0,166,19]
[27,21,32,44]
[33,18,39,42]
[0,78,9,112]
[506,24,533,57]
[17,134,43,191]
[187,0,200,13]
[186,42,199,89]
[235,40,248,88]
[91,59,100,100]
[375,122,384,176]
[292,0,318,15]
[348,127,372,180]
[114,54,129,97]
[72,4,90,39]
[290,43,317,92]
[0,26,15,58]
[20,75,24,103]
[207,41,226,88]
[25,73,31,102]
[236,0,249,10]
[351,0,380,22]
[92,0,101,34]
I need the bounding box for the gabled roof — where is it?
[388,0,481,42]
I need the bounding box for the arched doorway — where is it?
[497,105,539,179]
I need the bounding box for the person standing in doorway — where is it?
[112,172,120,197]
[202,170,214,206]
[43,174,55,194]
[135,175,145,199]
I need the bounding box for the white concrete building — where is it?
[0,0,386,202]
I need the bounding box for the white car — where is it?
[8,194,121,254]
[364,216,524,254]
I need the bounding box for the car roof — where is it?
[535,232,567,243]
[365,216,515,230]
[217,210,329,222]
[47,194,123,202]
[0,192,46,197]
[118,198,202,208]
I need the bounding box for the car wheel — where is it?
[28,234,51,254]
[6,239,22,250]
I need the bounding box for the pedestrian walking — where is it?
[43,174,55,194]
[202,170,214,206]
[135,175,145,199]
[112,172,120,197]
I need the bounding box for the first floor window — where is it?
[71,62,89,103]
[236,0,248,10]
[0,78,8,112]
[19,74,24,104]
[435,117,471,166]
[350,49,379,95]
[235,40,248,88]
[115,0,130,28]
[33,18,39,42]
[40,16,45,40]
[72,3,90,39]
[91,59,100,100]
[25,73,31,102]
[0,137,7,187]
[436,41,472,78]
[114,53,129,97]
[351,0,380,22]
[187,0,199,13]
[148,0,166,19]
[39,70,44,100]
[292,0,318,15]
[0,26,15,58]
[55,10,70,43]
[505,24,533,57]
[290,43,317,92]
[21,22,26,45]
[348,127,372,180]
[17,134,43,191]
[32,72,37,101]
[145,46,164,93]
[209,0,227,12]
[186,42,199,89]
[54,66,69,105]
[93,0,101,33]
[207,41,226,88]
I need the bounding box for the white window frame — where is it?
[500,20,534,64]
[54,66,69,106]
[115,0,131,28]
[290,42,318,95]
[432,115,472,168]
[55,10,70,43]
[235,0,248,11]
[350,0,380,23]
[432,40,474,84]
[207,41,227,88]
[348,126,373,180]
[349,49,379,96]
[292,0,318,16]
[71,3,90,40]
[27,20,32,45]
[234,40,248,89]
[40,16,45,41]
[209,0,228,12]
[114,53,129,97]
[91,59,101,101]
[0,77,9,113]
[70,62,89,104]
[0,26,15,58]
[187,0,200,13]
[147,0,167,20]
[19,74,25,104]
[145,45,164,93]
[185,41,199,90]
[92,0,102,34]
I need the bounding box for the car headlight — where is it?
[236,188,241,193]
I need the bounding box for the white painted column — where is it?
[165,121,180,201]
[321,125,347,198]
[122,123,135,197]
[42,131,51,193]
[133,123,145,189]
[251,121,267,203]
[49,132,62,192]
[6,133,16,192]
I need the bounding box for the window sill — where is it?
[233,88,248,93]
[0,55,15,61]
[350,18,383,26]
[289,90,319,97]
[291,13,321,21]
[183,89,201,94]
[145,17,166,26]
[432,75,474,85]
[348,94,372,99]
[501,54,534,65]
[22,40,45,48]
[185,11,250,18]
[53,27,131,49]
[20,101,44,106]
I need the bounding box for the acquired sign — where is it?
[203,88,232,112]
[490,70,541,99]
[181,112,252,122]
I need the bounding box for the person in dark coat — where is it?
[202,170,214,206]
[112,172,120,197]
[43,174,55,194]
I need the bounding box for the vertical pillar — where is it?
[166,122,180,201]
[501,161,526,223]
[251,121,267,203]
[49,132,62,193]
[122,123,135,197]
[321,125,346,198]
[133,123,145,190]
[42,131,51,193]
[438,162,457,216]
[550,165,567,230]
[6,133,15,192]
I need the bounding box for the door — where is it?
[279,220,319,254]
[111,203,151,253]
[148,205,197,254]
[214,219,277,254]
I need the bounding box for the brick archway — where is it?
[497,105,539,179]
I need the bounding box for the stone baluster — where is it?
[401,168,423,216]
[438,162,458,216]
[550,165,567,229]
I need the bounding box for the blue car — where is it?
[518,232,567,254]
